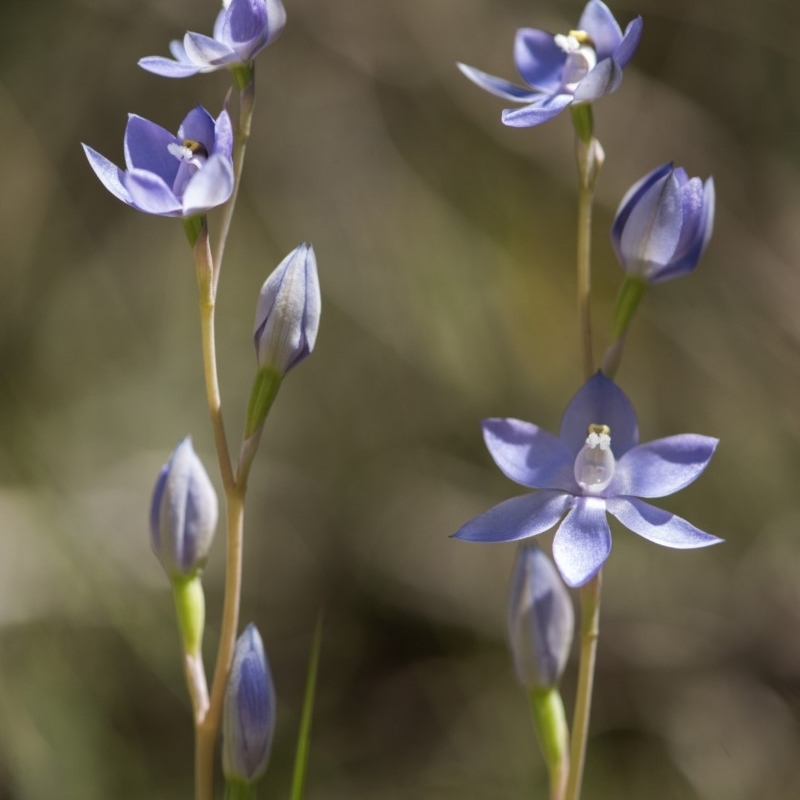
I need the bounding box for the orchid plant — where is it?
[456,2,719,799]
[82,1,320,799]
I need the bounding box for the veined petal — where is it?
[182,154,234,215]
[213,8,228,42]
[123,169,182,216]
[482,418,575,490]
[138,56,204,78]
[611,163,674,263]
[655,177,715,282]
[573,57,621,102]
[619,171,684,276]
[559,372,638,457]
[513,28,565,91]
[178,106,216,152]
[552,496,610,587]
[262,0,288,45]
[612,435,718,498]
[501,93,573,127]
[457,63,541,102]
[578,0,622,59]
[213,110,234,160]
[82,144,132,205]
[184,32,239,67]
[606,497,723,548]
[614,16,644,69]
[227,0,268,44]
[124,115,180,184]
[453,491,572,543]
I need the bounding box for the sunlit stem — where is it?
[213,69,256,292]
[570,104,603,381]
[191,67,258,799]
[529,687,570,800]
[564,571,602,800]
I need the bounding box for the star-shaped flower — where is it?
[458,0,642,128]
[454,373,721,587]
[82,106,234,218]
[139,0,286,79]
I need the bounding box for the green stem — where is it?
[529,688,570,800]
[564,572,602,800]
[225,780,258,800]
[289,614,324,800]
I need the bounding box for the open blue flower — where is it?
[82,106,234,217]
[458,0,642,128]
[139,0,286,78]
[612,163,715,283]
[454,373,721,587]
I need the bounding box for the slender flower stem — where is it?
[190,73,259,800]
[576,170,594,380]
[571,105,601,380]
[564,571,602,800]
[194,225,236,493]
[213,74,256,290]
[197,487,246,800]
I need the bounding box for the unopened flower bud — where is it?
[253,242,320,376]
[223,624,276,785]
[612,162,715,284]
[150,437,218,580]
[507,543,574,690]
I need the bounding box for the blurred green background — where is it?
[1,0,799,798]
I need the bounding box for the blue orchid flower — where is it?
[139,0,286,78]
[458,0,642,127]
[82,106,234,218]
[454,373,721,587]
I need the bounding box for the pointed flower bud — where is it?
[253,243,320,376]
[150,437,218,579]
[612,162,715,284]
[223,624,276,785]
[507,543,574,690]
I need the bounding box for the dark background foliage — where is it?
[1,0,799,798]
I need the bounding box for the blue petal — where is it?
[482,418,575,490]
[578,0,622,59]
[501,93,573,127]
[124,115,180,185]
[611,163,674,265]
[552,496,610,587]
[513,28,565,91]
[653,177,715,282]
[611,435,718,498]
[453,491,573,543]
[614,16,643,69]
[618,170,684,277]
[573,57,621,102]
[82,144,132,205]
[184,32,239,67]
[213,110,234,160]
[182,154,234,216]
[123,169,183,216]
[606,497,723,548]
[178,106,216,152]
[227,0,268,44]
[457,63,541,102]
[138,56,204,78]
[559,373,638,457]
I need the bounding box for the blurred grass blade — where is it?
[289,612,323,800]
